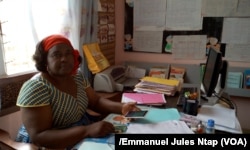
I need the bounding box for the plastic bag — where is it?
[82,43,110,74]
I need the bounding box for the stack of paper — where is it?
[197,104,242,133]
[133,76,180,96]
[121,92,167,105]
[126,120,194,134]
[149,66,169,79]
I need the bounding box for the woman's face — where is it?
[47,43,74,76]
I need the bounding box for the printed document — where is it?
[202,0,238,17]
[221,18,250,44]
[126,120,194,134]
[165,0,202,30]
[197,104,236,129]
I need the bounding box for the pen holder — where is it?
[183,99,198,116]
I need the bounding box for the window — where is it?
[0,0,36,75]
[0,0,98,114]
[0,0,73,75]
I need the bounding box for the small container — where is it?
[183,98,198,116]
[197,121,204,134]
[206,119,215,134]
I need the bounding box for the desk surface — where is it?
[97,91,244,132]
[74,92,243,149]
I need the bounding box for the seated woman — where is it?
[15,34,139,149]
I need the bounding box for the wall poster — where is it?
[98,0,116,65]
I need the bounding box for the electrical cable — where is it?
[213,92,237,116]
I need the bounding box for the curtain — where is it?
[0,0,97,76]
[26,0,98,79]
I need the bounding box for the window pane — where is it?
[0,0,80,75]
[0,0,36,75]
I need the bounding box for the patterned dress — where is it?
[15,71,93,143]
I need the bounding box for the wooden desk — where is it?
[93,91,250,134]
[230,96,250,133]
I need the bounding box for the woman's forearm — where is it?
[91,97,123,115]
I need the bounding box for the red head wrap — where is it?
[42,34,80,75]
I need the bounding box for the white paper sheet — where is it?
[234,0,250,17]
[134,0,166,30]
[225,44,250,62]
[202,0,238,17]
[221,18,250,44]
[197,104,236,129]
[75,141,114,150]
[126,120,194,134]
[172,35,206,59]
[133,31,163,53]
[165,0,202,30]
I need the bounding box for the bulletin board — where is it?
[124,0,250,62]
[98,0,116,65]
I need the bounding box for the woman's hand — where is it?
[121,102,141,115]
[86,121,115,138]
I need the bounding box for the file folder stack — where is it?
[133,76,180,96]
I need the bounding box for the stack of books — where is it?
[148,66,169,79]
[133,76,180,96]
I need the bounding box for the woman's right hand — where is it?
[86,121,115,137]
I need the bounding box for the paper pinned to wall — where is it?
[133,31,163,53]
[172,35,207,59]
[165,0,202,30]
[234,0,250,17]
[134,0,166,30]
[225,44,250,62]
[221,18,250,44]
[202,0,238,17]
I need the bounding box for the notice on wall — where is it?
[134,0,166,30]
[234,0,250,17]
[165,0,203,30]
[221,18,250,44]
[172,35,207,59]
[202,0,238,17]
[225,44,250,62]
[133,31,163,53]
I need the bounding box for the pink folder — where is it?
[122,93,167,104]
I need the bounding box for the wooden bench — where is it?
[0,72,38,149]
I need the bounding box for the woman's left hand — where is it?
[121,102,141,115]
